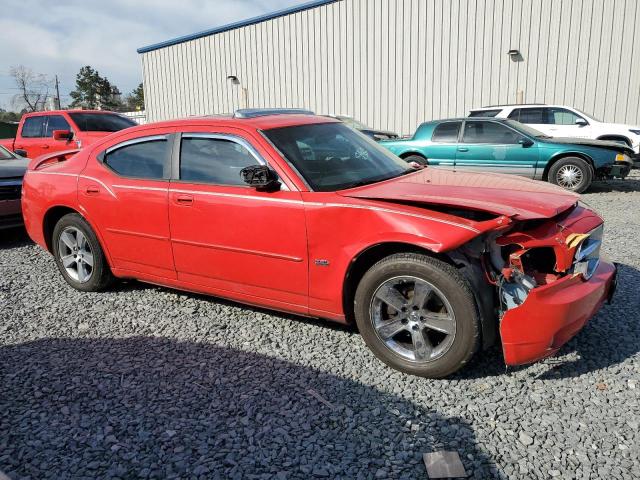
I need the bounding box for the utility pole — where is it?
[54,75,61,109]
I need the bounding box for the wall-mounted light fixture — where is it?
[226,75,248,108]
[507,49,524,62]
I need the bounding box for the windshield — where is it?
[263,122,412,192]
[0,145,15,160]
[575,108,601,122]
[504,119,550,138]
[336,116,368,130]
[68,113,136,132]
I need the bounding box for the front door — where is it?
[168,131,309,311]
[454,120,539,178]
[543,107,592,139]
[424,121,462,168]
[78,130,176,278]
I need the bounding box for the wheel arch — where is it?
[399,151,427,161]
[342,242,452,324]
[42,206,112,268]
[542,152,595,181]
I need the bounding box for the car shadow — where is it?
[0,337,506,479]
[586,170,640,193]
[0,226,32,249]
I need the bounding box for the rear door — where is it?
[507,107,549,135]
[78,128,177,278]
[454,121,539,178]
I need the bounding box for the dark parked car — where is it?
[329,115,399,141]
[0,145,29,229]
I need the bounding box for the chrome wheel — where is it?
[370,276,456,363]
[57,226,94,283]
[556,164,583,189]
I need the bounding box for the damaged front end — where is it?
[451,204,617,366]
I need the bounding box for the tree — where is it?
[9,65,51,112]
[69,66,120,110]
[0,109,21,122]
[125,83,144,111]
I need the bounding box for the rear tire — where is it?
[403,154,429,166]
[548,157,593,193]
[354,253,479,378]
[52,213,114,292]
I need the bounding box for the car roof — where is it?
[470,104,579,110]
[24,109,121,116]
[424,117,510,123]
[124,113,341,133]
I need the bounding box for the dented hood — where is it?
[340,168,579,220]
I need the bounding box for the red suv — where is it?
[21,109,617,378]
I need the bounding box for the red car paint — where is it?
[0,110,135,159]
[21,114,617,367]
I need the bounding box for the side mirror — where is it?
[240,165,281,191]
[14,149,27,157]
[518,138,534,148]
[53,129,73,141]
[575,118,588,126]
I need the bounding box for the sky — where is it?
[0,0,308,110]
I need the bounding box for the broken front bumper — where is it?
[500,260,617,365]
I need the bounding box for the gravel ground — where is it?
[1,172,639,479]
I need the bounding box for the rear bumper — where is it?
[500,260,617,366]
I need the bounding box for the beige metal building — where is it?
[138,0,640,135]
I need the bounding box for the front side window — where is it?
[547,108,584,125]
[431,122,461,142]
[509,108,546,124]
[21,117,46,138]
[68,113,136,132]
[45,115,71,137]
[180,136,259,185]
[263,122,410,192]
[462,121,522,144]
[103,138,167,179]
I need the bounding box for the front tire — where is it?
[548,157,593,193]
[52,213,114,292]
[354,253,479,378]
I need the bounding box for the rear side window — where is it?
[103,138,167,179]
[180,136,259,186]
[469,109,501,117]
[44,115,71,137]
[508,108,546,124]
[21,117,46,138]
[431,122,461,142]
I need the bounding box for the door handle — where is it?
[175,194,194,205]
[85,185,100,195]
[42,145,50,149]
[457,147,469,152]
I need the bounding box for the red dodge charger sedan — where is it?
[21,109,617,378]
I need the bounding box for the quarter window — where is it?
[462,121,522,144]
[469,109,502,118]
[103,138,167,179]
[431,122,461,142]
[21,117,46,138]
[180,136,260,185]
[44,115,71,137]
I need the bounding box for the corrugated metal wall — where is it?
[141,0,640,135]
